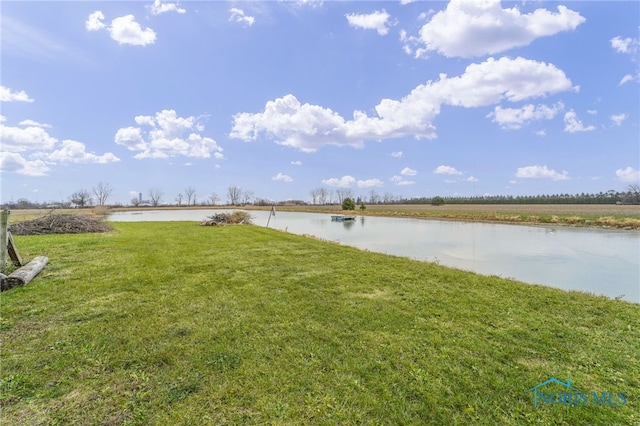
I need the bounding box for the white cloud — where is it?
[0,123,58,152]
[149,0,186,15]
[357,178,383,188]
[618,74,635,86]
[489,102,564,129]
[109,15,157,46]
[322,175,356,187]
[0,152,50,176]
[400,167,417,176]
[291,160,302,166]
[564,110,595,133]
[0,85,34,102]
[534,129,546,137]
[231,57,576,151]
[466,176,478,182]
[87,12,156,46]
[616,167,640,182]
[413,0,585,58]
[345,10,391,36]
[610,113,628,126]
[610,36,639,55]
[272,172,293,182]
[229,8,255,26]
[400,0,417,5]
[434,165,462,175]
[115,109,223,159]
[390,151,403,158]
[391,175,415,186]
[516,165,569,180]
[35,140,120,164]
[0,115,5,123]
[19,119,51,128]
[86,11,106,31]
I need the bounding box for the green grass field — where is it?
[1,222,638,425]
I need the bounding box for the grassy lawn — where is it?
[1,222,638,425]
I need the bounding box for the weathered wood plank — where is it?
[0,209,8,268]
[7,232,23,267]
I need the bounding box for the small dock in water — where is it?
[331,215,356,222]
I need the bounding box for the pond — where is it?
[109,209,640,303]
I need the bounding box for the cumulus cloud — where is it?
[391,175,415,186]
[1,117,118,175]
[466,176,478,182]
[610,113,628,126]
[434,165,462,175]
[35,140,120,164]
[272,172,293,182]
[408,0,584,58]
[610,36,639,55]
[231,57,576,151]
[564,110,595,133]
[86,11,156,46]
[0,85,34,102]
[0,123,58,152]
[149,0,186,15]
[291,160,302,166]
[345,10,391,36]
[390,151,403,158]
[400,167,417,176]
[357,178,383,188]
[0,152,50,176]
[229,8,255,26]
[115,109,223,159]
[616,167,640,182]
[516,165,569,180]
[488,102,564,129]
[85,11,106,31]
[322,175,356,187]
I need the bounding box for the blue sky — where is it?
[1,0,638,205]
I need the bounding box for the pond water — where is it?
[109,209,640,303]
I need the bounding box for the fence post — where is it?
[0,209,8,269]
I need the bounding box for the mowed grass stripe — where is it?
[1,222,638,425]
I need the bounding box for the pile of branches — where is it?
[9,214,114,235]
[200,211,253,226]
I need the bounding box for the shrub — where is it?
[431,196,445,206]
[342,198,356,210]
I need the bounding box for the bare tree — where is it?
[242,190,254,205]
[318,187,328,205]
[130,197,141,207]
[310,188,320,205]
[185,187,196,206]
[206,193,219,206]
[227,185,242,205]
[92,182,113,206]
[175,193,183,206]
[335,188,353,204]
[368,190,380,204]
[70,189,92,207]
[149,189,163,207]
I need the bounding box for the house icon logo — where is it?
[529,378,576,407]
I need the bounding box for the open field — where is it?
[8,203,640,229]
[1,222,638,425]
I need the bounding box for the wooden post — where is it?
[0,209,8,269]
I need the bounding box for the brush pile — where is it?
[9,214,114,235]
[200,211,253,226]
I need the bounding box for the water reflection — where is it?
[109,209,639,303]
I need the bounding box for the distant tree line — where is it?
[402,188,639,205]
[2,185,639,210]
